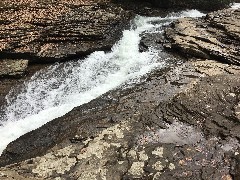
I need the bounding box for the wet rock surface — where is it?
[0,0,133,119]
[164,8,240,65]
[0,0,167,109]
[0,0,132,63]
[1,59,240,179]
[1,4,240,180]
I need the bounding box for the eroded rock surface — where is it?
[164,8,240,65]
[0,59,28,77]
[0,0,132,63]
[1,59,240,179]
[1,4,240,180]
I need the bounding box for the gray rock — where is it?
[1,3,240,180]
[1,60,240,179]
[0,59,28,77]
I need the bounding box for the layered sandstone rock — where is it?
[164,8,240,65]
[0,0,132,63]
[1,3,240,180]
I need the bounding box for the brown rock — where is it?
[164,8,240,65]
[0,0,132,63]
[1,4,240,179]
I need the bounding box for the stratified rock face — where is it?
[0,59,28,77]
[0,0,132,63]
[1,4,240,180]
[1,59,240,179]
[164,8,240,65]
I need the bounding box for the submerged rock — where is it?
[1,59,240,179]
[164,8,240,65]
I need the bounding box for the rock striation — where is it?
[1,4,240,180]
[164,8,240,65]
[1,59,240,179]
[0,0,132,63]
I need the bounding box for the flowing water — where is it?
[231,2,240,9]
[0,10,206,155]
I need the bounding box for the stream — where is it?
[0,9,205,155]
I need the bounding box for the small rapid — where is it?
[231,2,240,9]
[0,10,205,155]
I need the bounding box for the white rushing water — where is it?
[231,2,240,9]
[0,10,205,155]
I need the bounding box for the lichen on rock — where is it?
[0,59,28,77]
[0,4,240,180]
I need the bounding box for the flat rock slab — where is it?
[164,8,240,65]
[1,59,240,179]
[0,59,28,77]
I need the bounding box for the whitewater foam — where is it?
[0,10,206,155]
[231,3,240,9]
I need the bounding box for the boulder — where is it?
[164,8,240,65]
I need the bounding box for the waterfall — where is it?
[0,10,205,155]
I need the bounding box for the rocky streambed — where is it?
[0,1,240,180]
[1,59,240,179]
